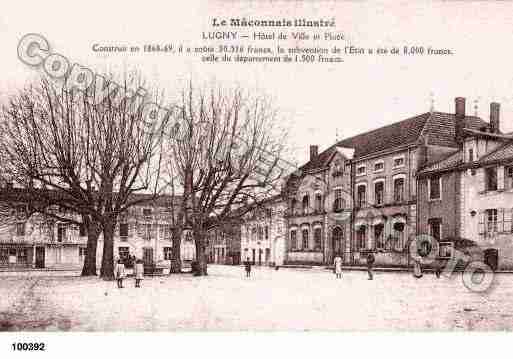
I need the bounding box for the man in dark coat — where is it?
[366,252,375,280]
[244,257,252,278]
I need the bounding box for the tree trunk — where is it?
[194,229,208,276]
[170,226,182,273]
[100,219,115,280]
[81,218,100,276]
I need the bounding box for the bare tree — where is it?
[168,82,290,276]
[0,73,169,279]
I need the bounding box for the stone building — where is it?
[283,97,491,267]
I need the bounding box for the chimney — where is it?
[490,102,500,133]
[455,97,466,144]
[309,145,318,161]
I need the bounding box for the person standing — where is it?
[244,257,252,278]
[413,259,423,279]
[334,254,343,279]
[134,259,144,288]
[366,252,375,280]
[115,259,126,288]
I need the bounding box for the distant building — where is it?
[207,221,241,265]
[0,189,181,271]
[240,195,286,266]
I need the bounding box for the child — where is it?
[334,255,343,279]
[135,259,144,288]
[115,259,126,288]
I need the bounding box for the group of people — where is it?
[115,258,145,288]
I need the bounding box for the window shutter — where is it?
[500,208,505,233]
[478,211,485,235]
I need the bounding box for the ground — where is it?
[0,265,512,331]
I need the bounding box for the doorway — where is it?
[35,246,45,268]
[143,247,153,271]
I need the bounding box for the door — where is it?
[143,247,153,272]
[35,247,45,268]
[265,248,270,264]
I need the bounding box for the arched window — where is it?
[302,228,309,250]
[290,230,297,250]
[315,194,322,213]
[314,227,322,250]
[357,184,367,208]
[332,226,344,255]
[302,195,309,215]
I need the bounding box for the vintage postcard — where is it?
[1,0,513,356]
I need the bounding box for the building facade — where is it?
[0,190,181,271]
[418,100,513,270]
[283,97,491,267]
[241,195,286,266]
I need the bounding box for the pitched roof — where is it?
[418,150,463,175]
[478,141,513,164]
[298,112,489,173]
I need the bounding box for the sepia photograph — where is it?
[1,1,513,357]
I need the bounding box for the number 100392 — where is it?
[12,342,46,351]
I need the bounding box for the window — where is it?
[374,161,384,172]
[57,224,66,242]
[315,194,322,212]
[252,227,257,241]
[15,205,26,218]
[374,224,385,250]
[357,184,366,207]
[265,226,269,240]
[469,148,474,162]
[505,166,513,190]
[357,165,366,176]
[393,156,405,168]
[439,242,453,258]
[290,230,297,250]
[485,167,498,191]
[163,247,172,260]
[392,222,405,250]
[163,225,172,240]
[394,178,405,203]
[119,223,129,238]
[374,181,385,206]
[314,228,322,250]
[356,226,367,251]
[486,209,498,233]
[291,199,297,215]
[302,195,309,215]
[266,208,272,218]
[333,226,344,254]
[258,226,263,241]
[79,247,87,258]
[17,248,28,264]
[429,176,441,200]
[428,218,442,240]
[143,208,152,216]
[333,188,344,212]
[302,229,309,250]
[144,224,152,240]
[79,224,86,237]
[16,222,26,236]
[118,247,130,266]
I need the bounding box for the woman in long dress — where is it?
[334,255,343,279]
[413,259,423,278]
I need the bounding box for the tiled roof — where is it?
[418,150,463,175]
[298,112,489,173]
[479,142,513,163]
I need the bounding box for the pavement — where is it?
[1,264,512,331]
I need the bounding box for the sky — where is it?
[2,0,513,165]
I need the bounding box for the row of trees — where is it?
[0,73,290,278]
